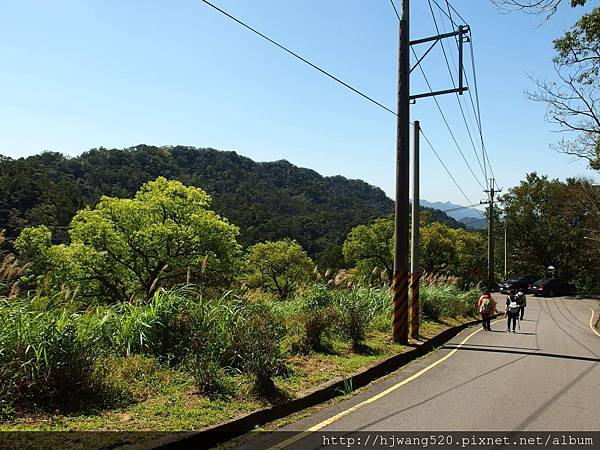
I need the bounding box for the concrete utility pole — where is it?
[481,178,501,290]
[504,223,507,279]
[392,0,410,344]
[409,120,420,340]
[391,1,469,343]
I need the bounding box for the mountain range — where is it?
[0,145,478,267]
[419,199,487,230]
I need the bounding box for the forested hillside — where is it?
[0,145,462,262]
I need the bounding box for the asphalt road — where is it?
[231,295,600,449]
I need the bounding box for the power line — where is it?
[429,0,458,28]
[420,129,475,206]
[200,0,397,116]
[426,0,487,183]
[444,0,469,28]
[437,0,497,188]
[410,45,486,190]
[468,35,497,183]
[389,0,400,21]
[437,203,486,214]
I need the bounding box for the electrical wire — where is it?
[426,0,487,183]
[439,0,497,188]
[206,0,481,210]
[468,35,497,183]
[444,0,469,28]
[429,0,458,28]
[410,45,486,190]
[389,0,400,21]
[200,0,397,116]
[420,129,476,206]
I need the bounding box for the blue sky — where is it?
[1,0,598,209]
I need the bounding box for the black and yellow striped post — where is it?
[392,272,409,343]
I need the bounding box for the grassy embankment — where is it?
[0,283,479,435]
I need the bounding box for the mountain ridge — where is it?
[0,145,466,264]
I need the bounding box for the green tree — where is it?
[342,217,394,283]
[245,239,315,299]
[453,227,487,284]
[500,173,593,283]
[16,177,241,302]
[419,222,457,275]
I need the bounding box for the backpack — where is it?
[481,297,491,313]
[508,301,520,314]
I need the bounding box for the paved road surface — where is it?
[232,295,600,449]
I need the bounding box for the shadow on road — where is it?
[442,345,600,363]
[444,343,540,351]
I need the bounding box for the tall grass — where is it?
[0,300,104,414]
[0,280,481,418]
[420,284,479,320]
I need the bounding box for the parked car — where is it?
[529,278,575,297]
[498,275,540,294]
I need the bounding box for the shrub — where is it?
[299,284,339,352]
[335,288,377,350]
[229,303,287,391]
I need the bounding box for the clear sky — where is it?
[1,0,598,209]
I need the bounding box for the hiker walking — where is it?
[516,289,527,320]
[506,289,520,333]
[478,290,495,331]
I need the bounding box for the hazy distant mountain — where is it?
[420,199,486,230]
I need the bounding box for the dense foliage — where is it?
[15,178,241,302]
[343,217,487,286]
[499,173,600,291]
[244,239,315,300]
[0,145,462,265]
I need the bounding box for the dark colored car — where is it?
[498,275,540,294]
[529,278,575,297]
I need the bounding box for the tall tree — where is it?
[244,239,315,300]
[342,218,394,283]
[499,173,597,286]
[16,177,242,302]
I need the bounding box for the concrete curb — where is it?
[152,316,494,450]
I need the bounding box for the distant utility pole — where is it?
[481,179,501,290]
[504,223,507,279]
[409,120,420,340]
[392,0,410,344]
[392,0,469,344]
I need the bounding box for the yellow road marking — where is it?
[268,319,504,449]
[587,307,600,337]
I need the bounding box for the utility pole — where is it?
[504,223,507,279]
[392,0,410,344]
[391,1,469,343]
[481,179,501,291]
[409,120,420,340]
